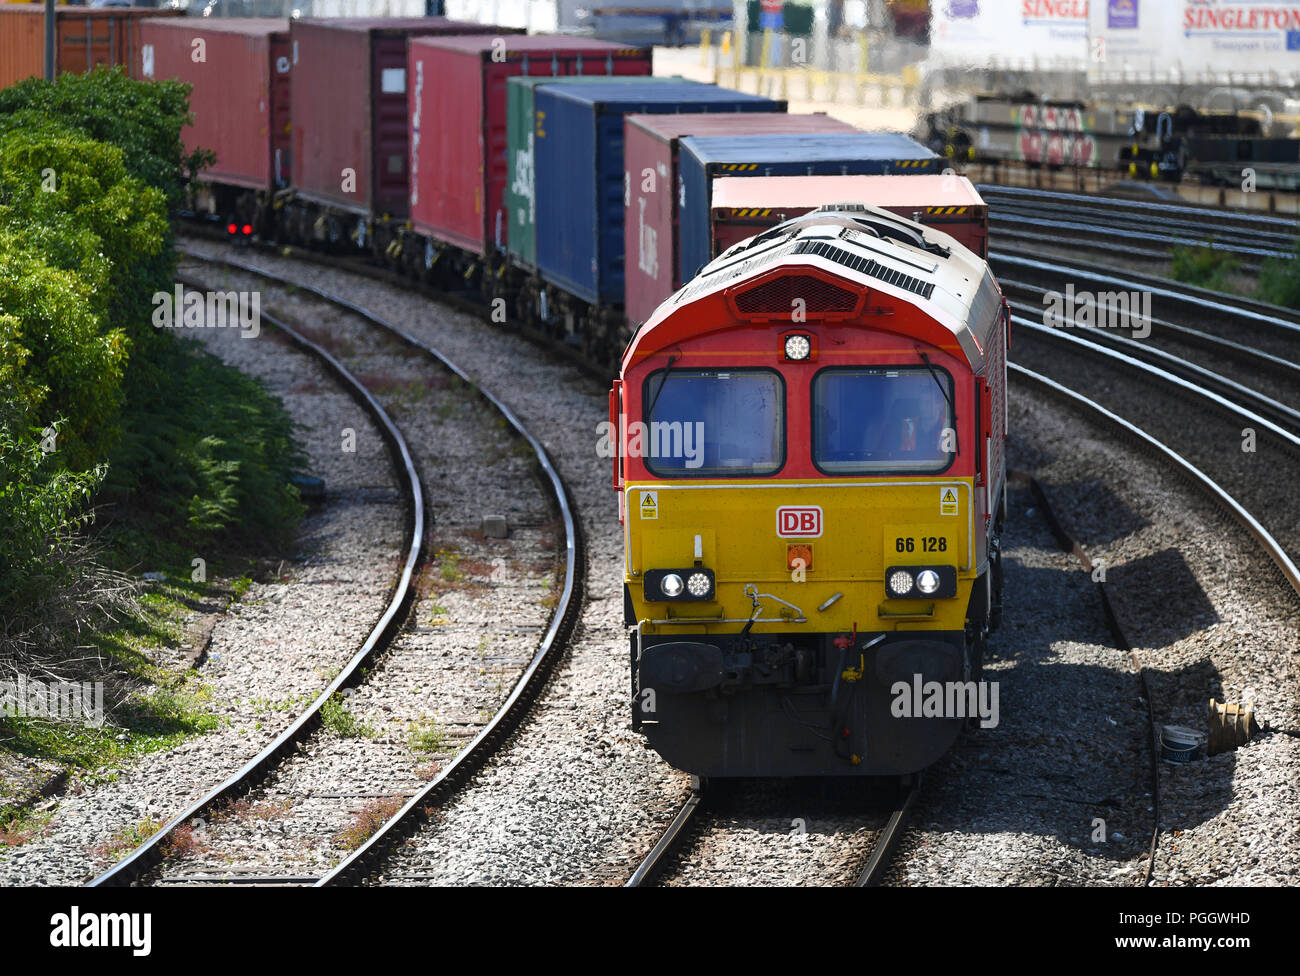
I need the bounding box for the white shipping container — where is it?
[1089,0,1300,85]
[929,0,1089,70]
[441,0,563,32]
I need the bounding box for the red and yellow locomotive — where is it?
[613,205,1008,777]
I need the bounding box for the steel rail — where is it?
[1006,301,1300,434]
[89,271,426,887]
[1009,313,1300,461]
[989,251,1300,335]
[998,278,1300,387]
[623,790,706,888]
[166,250,586,888]
[854,776,921,887]
[979,184,1300,232]
[1009,363,1300,883]
[990,212,1290,261]
[986,203,1298,249]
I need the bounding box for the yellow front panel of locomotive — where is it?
[626,479,974,634]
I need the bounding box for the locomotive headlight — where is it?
[888,569,914,598]
[915,569,941,595]
[645,568,714,602]
[784,334,811,361]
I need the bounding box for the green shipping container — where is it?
[506,74,693,271]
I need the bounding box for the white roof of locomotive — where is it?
[658,206,1002,371]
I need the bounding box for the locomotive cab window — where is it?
[642,369,784,477]
[813,366,956,474]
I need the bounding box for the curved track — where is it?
[91,253,583,886]
[89,272,426,886]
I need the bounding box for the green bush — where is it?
[0,401,104,609]
[1256,239,1300,310]
[0,127,171,360]
[0,66,208,210]
[1169,240,1240,293]
[103,339,306,558]
[0,69,303,662]
[0,225,129,473]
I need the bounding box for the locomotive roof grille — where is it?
[792,239,936,300]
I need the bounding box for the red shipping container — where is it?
[408,34,652,257]
[709,174,989,258]
[0,6,181,88]
[622,112,859,327]
[291,18,521,218]
[141,19,291,191]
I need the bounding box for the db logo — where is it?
[777,506,822,538]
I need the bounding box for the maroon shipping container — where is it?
[622,111,859,327]
[408,34,651,257]
[141,19,291,191]
[290,18,521,217]
[0,6,180,88]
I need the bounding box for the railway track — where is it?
[88,270,425,886]
[623,776,919,887]
[90,253,582,887]
[983,185,1299,270]
[1007,315,1300,563]
[141,207,1294,887]
[1005,366,1300,884]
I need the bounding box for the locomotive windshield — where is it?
[643,369,784,477]
[813,367,956,474]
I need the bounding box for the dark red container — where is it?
[622,111,859,327]
[290,18,520,217]
[408,34,651,257]
[141,18,291,191]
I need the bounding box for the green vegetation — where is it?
[407,720,450,757]
[0,69,304,786]
[0,804,56,847]
[1256,238,1300,309]
[320,693,375,739]
[1168,240,1240,292]
[91,817,164,862]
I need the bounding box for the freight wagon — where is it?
[622,111,860,328]
[140,18,291,235]
[709,174,989,259]
[676,132,941,285]
[406,33,653,281]
[505,73,693,277]
[286,17,523,252]
[0,5,180,88]
[529,79,783,361]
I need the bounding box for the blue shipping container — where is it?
[677,132,939,284]
[533,81,782,306]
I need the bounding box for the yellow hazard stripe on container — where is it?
[725,208,773,217]
[924,206,970,215]
[718,163,760,171]
[893,159,935,168]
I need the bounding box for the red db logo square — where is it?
[777,506,822,538]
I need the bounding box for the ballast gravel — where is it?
[886,381,1300,887]
[0,292,405,885]
[157,238,1298,887]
